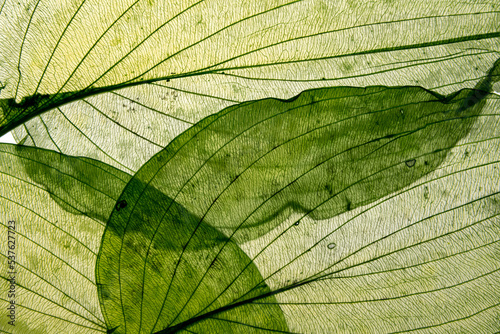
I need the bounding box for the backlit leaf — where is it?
[0,144,130,333]
[1,0,499,171]
[96,58,500,333]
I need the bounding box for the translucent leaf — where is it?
[2,0,500,171]
[0,144,130,333]
[102,60,497,245]
[96,60,500,332]
[242,120,500,333]
[97,181,289,334]
[10,84,219,173]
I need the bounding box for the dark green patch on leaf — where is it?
[118,65,497,245]
[107,326,120,334]
[97,179,288,333]
[11,144,131,223]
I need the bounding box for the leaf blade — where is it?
[2,0,499,171]
[0,144,131,333]
[96,58,500,332]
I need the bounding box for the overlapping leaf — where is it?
[0,144,130,333]
[103,61,497,244]
[96,58,500,333]
[1,1,499,333]
[97,180,289,334]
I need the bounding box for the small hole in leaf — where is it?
[327,243,336,249]
[405,159,416,168]
[116,200,128,211]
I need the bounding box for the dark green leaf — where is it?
[96,58,499,333]
[97,179,288,334]
[112,64,497,245]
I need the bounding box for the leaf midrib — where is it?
[2,30,499,138]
